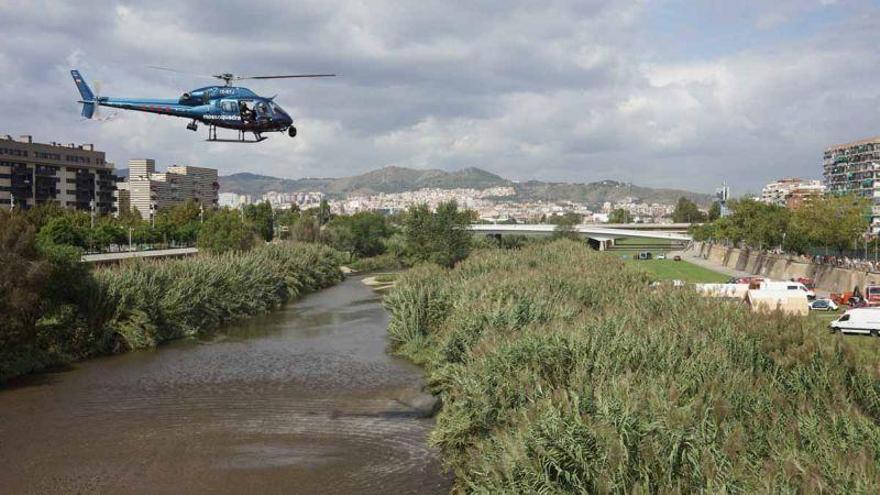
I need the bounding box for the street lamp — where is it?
[90,196,96,228]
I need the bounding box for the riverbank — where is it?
[689,241,880,294]
[1,242,344,383]
[385,240,880,492]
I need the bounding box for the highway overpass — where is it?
[469,224,692,250]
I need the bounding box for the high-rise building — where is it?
[761,178,824,208]
[823,136,880,231]
[117,159,218,219]
[0,135,117,213]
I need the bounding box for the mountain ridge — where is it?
[218,166,713,207]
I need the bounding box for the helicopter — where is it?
[70,68,335,143]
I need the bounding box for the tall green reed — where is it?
[386,240,880,493]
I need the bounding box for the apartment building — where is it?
[823,136,880,232]
[761,178,824,208]
[117,159,218,218]
[0,135,117,214]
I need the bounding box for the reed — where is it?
[92,242,344,351]
[386,239,880,493]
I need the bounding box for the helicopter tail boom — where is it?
[70,69,96,118]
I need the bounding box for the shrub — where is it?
[385,240,880,493]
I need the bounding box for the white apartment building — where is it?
[761,178,824,208]
[117,159,218,218]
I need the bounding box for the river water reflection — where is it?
[0,276,451,494]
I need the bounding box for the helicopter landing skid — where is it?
[206,126,267,143]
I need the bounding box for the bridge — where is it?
[82,247,199,264]
[469,224,692,250]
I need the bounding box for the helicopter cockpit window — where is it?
[269,101,287,116]
[255,102,270,118]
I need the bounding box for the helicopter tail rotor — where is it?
[70,69,97,119]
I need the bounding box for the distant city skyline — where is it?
[1,1,878,192]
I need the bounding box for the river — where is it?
[0,276,451,494]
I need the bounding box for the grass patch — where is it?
[373,273,399,284]
[624,258,729,283]
[349,253,404,272]
[385,240,880,493]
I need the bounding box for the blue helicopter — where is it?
[70,68,335,143]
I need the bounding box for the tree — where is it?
[290,215,321,243]
[324,212,391,259]
[708,202,721,221]
[547,212,583,225]
[0,211,51,357]
[25,202,68,231]
[608,208,630,224]
[243,201,274,241]
[404,201,472,268]
[551,212,581,240]
[90,220,125,250]
[317,199,331,226]
[790,194,869,254]
[37,215,88,249]
[672,197,708,223]
[197,209,257,254]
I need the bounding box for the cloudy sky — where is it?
[0,0,878,193]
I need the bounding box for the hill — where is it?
[220,166,509,198]
[219,166,713,207]
[512,179,711,207]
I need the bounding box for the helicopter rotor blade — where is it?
[234,74,337,80]
[146,66,215,78]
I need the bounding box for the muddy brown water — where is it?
[0,276,451,494]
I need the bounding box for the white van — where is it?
[830,309,880,336]
[759,281,815,301]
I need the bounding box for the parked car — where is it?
[673,255,682,261]
[809,299,839,311]
[639,251,652,260]
[830,308,880,336]
[657,254,667,260]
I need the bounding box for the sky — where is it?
[0,0,878,194]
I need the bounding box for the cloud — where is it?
[0,0,877,193]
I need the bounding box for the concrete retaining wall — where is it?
[691,242,880,294]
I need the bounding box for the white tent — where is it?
[744,289,809,316]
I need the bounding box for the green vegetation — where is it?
[373,273,399,284]
[196,209,257,254]
[0,223,343,383]
[672,197,708,223]
[324,212,391,260]
[93,243,342,351]
[348,253,405,272]
[385,240,880,493]
[403,201,473,268]
[692,195,870,253]
[607,208,631,223]
[626,259,729,283]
